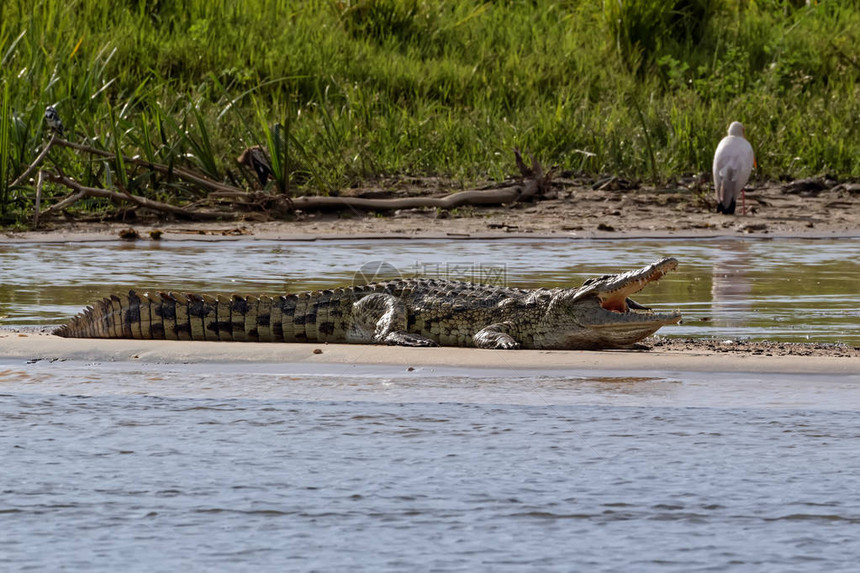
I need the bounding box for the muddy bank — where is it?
[646,337,859,359]
[2,179,857,242]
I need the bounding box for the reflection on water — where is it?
[1,237,858,343]
[4,358,858,409]
[711,240,752,328]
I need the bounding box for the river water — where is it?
[1,236,859,343]
[1,237,859,571]
[1,362,859,571]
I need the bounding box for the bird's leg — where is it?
[742,188,746,216]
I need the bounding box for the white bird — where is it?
[713,121,755,215]
[45,105,64,137]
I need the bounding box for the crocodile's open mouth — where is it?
[589,297,682,330]
[595,257,678,314]
[568,257,682,331]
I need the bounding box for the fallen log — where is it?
[268,147,553,211]
[290,181,540,211]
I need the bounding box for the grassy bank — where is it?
[1,0,857,223]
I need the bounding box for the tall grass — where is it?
[0,81,11,215]
[0,0,857,223]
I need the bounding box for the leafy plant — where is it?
[0,82,11,215]
[0,0,857,224]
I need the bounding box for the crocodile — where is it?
[53,257,681,350]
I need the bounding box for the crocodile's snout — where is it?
[595,257,678,314]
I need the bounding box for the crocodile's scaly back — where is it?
[54,288,361,343]
[54,259,682,349]
[54,280,527,344]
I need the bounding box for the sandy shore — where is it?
[1,332,856,375]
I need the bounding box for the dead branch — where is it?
[290,179,546,211]
[187,149,553,212]
[46,190,86,213]
[10,135,57,189]
[33,170,44,227]
[52,138,239,194]
[513,147,533,178]
[40,172,225,220]
[30,140,553,221]
[206,189,288,206]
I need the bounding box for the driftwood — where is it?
[289,149,552,211]
[10,135,58,190]
[53,139,238,195]
[40,172,225,220]
[23,137,554,222]
[292,184,537,211]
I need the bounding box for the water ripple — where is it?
[2,392,860,571]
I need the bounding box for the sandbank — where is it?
[1,333,856,376]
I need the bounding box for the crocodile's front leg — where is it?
[474,322,520,349]
[349,293,438,347]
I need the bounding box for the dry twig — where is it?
[41,172,224,220]
[52,138,238,194]
[11,135,57,189]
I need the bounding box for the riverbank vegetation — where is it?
[1,0,857,224]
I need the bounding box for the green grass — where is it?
[0,0,858,223]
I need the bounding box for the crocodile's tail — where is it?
[53,290,347,342]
